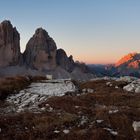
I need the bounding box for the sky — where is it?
[0,0,140,64]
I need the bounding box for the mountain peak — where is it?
[1,20,11,25]
[115,52,140,67]
[35,28,48,35]
[0,20,21,67]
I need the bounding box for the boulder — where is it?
[135,87,140,93]
[0,20,21,67]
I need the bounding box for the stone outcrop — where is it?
[56,49,75,72]
[0,20,21,67]
[23,28,57,71]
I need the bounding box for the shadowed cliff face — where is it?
[0,20,21,67]
[23,28,57,71]
[56,49,75,72]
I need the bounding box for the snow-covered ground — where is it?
[6,79,77,113]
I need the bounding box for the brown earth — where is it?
[0,76,47,100]
[0,79,140,140]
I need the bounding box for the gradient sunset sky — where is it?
[0,0,140,64]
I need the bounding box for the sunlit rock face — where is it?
[23,28,57,71]
[115,53,140,68]
[0,20,21,67]
[114,53,140,77]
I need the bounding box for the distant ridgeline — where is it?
[0,20,93,80]
[88,53,140,78]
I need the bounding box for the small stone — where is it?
[109,109,119,114]
[63,129,70,134]
[54,130,60,133]
[123,85,134,92]
[41,107,46,111]
[135,87,140,93]
[104,128,118,136]
[45,104,50,107]
[87,88,94,93]
[75,106,79,109]
[82,89,87,93]
[132,121,140,132]
[96,120,104,123]
[48,107,53,112]
[106,82,111,86]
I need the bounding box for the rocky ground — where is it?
[0,76,140,140]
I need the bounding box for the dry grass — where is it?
[0,79,140,140]
[0,76,47,100]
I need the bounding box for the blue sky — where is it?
[0,0,140,64]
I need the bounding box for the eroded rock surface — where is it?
[0,20,21,67]
[56,49,75,72]
[6,79,77,113]
[24,28,57,71]
[0,20,94,80]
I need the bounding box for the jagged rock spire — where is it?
[0,20,21,67]
[23,27,57,70]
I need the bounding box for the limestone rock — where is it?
[24,28,57,71]
[115,53,140,67]
[115,53,140,77]
[0,20,21,67]
[56,49,75,72]
[105,53,140,77]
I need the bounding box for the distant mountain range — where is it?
[0,20,140,79]
[88,53,140,78]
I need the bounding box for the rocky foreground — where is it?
[0,76,140,140]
